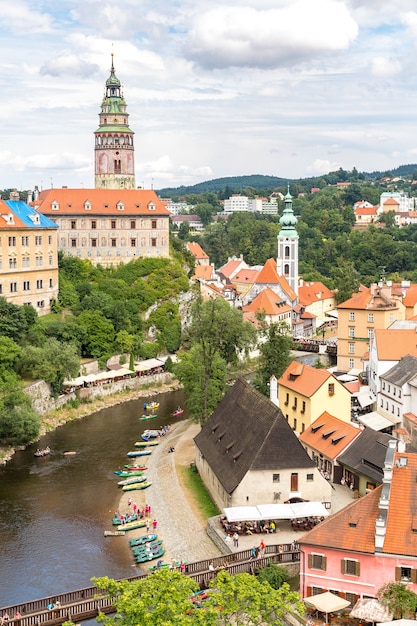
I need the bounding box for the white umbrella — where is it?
[378,621,417,626]
[305,591,351,622]
[351,598,393,624]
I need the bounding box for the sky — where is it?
[1,0,417,192]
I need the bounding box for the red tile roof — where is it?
[36,188,170,216]
[278,360,334,397]
[374,329,417,360]
[255,258,297,301]
[232,269,260,284]
[187,241,209,259]
[298,281,334,306]
[193,265,213,280]
[243,287,292,316]
[299,412,360,460]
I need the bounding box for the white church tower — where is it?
[277,186,299,297]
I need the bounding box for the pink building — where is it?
[299,441,417,604]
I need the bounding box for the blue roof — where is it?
[4,200,58,229]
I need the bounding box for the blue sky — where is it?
[1,0,417,191]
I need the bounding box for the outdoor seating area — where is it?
[291,516,325,531]
[220,518,276,535]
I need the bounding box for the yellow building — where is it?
[337,283,406,372]
[0,192,59,315]
[35,188,170,267]
[276,361,351,434]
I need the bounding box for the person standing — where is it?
[233,532,239,548]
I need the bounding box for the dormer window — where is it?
[29,213,40,225]
[84,201,91,211]
[148,202,156,211]
[117,202,124,211]
[51,201,59,211]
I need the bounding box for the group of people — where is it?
[221,518,277,535]
[0,611,23,624]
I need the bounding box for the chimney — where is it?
[269,375,278,406]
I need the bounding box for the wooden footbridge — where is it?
[0,544,300,626]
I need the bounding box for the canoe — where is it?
[149,562,170,572]
[142,429,159,439]
[112,512,138,526]
[124,465,147,471]
[129,533,157,547]
[117,475,146,486]
[122,481,152,492]
[114,470,144,477]
[144,402,160,410]
[34,448,51,457]
[135,546,165,563]
[127,450,152,457]
[172,408,184,417]
[132,540,163,556]
[104,530,125,536]
[139,414,158,420]
[134,440,159,447]
[117,519,146,532]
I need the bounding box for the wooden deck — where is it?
[0,545,300,625]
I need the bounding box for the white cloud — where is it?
[0,1,55,34]
[186,0,358,69]
[370,56,402,77]
[0,151,90,173]
[40,52,98,77]
[306,159,343,175]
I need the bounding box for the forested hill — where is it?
[156,164,417,197]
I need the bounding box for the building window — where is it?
[349,327,355,338]
[111,239,117,247]
[71,220,76,229]
[130,220,136,229]
[301,400,306,413]
[342,559,360,576]
[22,257,30,268]
[49,256,53,265]
[368,313,374,322]
[35,256,43,266]
[131,239,136,247]
[292,397,297,410]
[91,239,97,247]
[399,390,402,398]
[21,236,29,246]
[48,235,52,244]
[309,554,327,570]
[272,474,280,483]
[349,358,354,369]
[293,418,297,431]
[285,392,289,406]
[23,281,30,291]
[345,593,357,606]
[307,473,314,481]
[151,219,157,229]
[9,258,17,269]
[349,312,355,321]
[49,279,53,288]
[349,343,355,354]
[91,220,97,229]
[71,239,76,247]
[151,238,157,247]
[111,220,116,229]
[328,383,335,395]
[390,313,394,322]
[36,279,43,289]
[368,328,374,340]
[8,236,16,246]
[10,282,17,292]
[35,235,42,245]
[37,300,45,308]
[0,284,2,294]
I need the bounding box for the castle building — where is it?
[0,191,59,314]
[35,57,170,266]
[94,54,135,190]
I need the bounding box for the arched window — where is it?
[285,245,290,258]
[284,263,290,275]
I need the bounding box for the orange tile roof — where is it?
[298,281,334,306]
[193,265,213,280]
[337,286,398,310]
[384,197,400,205]
[299,412,360,460]
[375,329,417,360]
[301,451,417,557]
[232,269,260,284]
[255,258,281,283]
[355,206,378,215]
[394,283,417,307]
[187,241,209,259]
[36,188,170,216]
[218,258,245,278]
[278,360,334,397]
[243,287,292,316]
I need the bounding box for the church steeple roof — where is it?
[278,185,298,238]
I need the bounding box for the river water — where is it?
[0,389,186,607]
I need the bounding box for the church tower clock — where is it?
[94,55,136,189]
[277,187,299,297]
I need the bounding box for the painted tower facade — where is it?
[277,188,299,296]
[94,55,136,189]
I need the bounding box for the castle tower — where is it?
[94,55,136,189]
[277,187,299,296]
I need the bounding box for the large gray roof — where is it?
[382,354,417,386]
[194,378,315,495]
[337,428,394,482]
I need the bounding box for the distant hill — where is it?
[157,174,289,196]
[157,165,417,197]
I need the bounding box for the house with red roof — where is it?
[242,287,292,328]
[186,241,209,265]
[298,280,336,328]
[275,361,351,435]
[299,442,417,604]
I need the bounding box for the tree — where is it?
[175,295,256,423]
[0,378,41,445]
[253,323,293,396]
[0,337,22,376]
[377,581,417,619]
[0,297,31,341]
[75,310,115,358]
[332,259,360,304]
[255,563,290,589]
[93,569,304,626]
[18,338,80,396]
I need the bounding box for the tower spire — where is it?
[277,186,299,296]
[94,55,136,189]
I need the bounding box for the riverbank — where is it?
[0,377,182,465]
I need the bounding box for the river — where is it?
[0,389,186,607]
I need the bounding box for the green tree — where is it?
[0,297,31,340]
[377,581,417,619]
[114,330,135,355]
[0,379,41,445]
[332,259,360,304]
[76,310,115,358]
[253,323,293,396]
[18,338,80,396]
[0,337,22,376]
[255,563,290,589]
